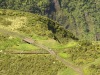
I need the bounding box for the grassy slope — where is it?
[0,54,68,75]
[0,9,78,51]
[0,9,78,42]
[0,9,100,75]
[0,9,79,75]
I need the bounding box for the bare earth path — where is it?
[0,28,84,75]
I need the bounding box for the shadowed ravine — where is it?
[0,28,84,75]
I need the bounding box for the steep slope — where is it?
[0,9,100,75]
[0,0,100,40]
[0,9,77,44]
[0,9,81,75]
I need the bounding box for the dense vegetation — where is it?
[0,9,78,44]
[0,0,100,40]
[0,1,100,75]
[0,54,68,75]
[68,41,100,65]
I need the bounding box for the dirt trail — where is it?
[0,28,84,75]
[32,41,84,75]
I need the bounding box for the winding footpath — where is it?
[0,28,84,75]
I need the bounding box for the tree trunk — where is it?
[53,0,60,11]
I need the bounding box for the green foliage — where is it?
[0,9,77,44]
[88,65,100,75]
[0,34,22,50]
[0,54,67,75]
[0,0,99,40]
[58,68,78,75]
[66,41,100,65]
[0,4,100,75]
[65,41,78,48]
[59,52,70,59]
[14,44,39,51]
[83,56,100,75]
[79,40,92,46]
[0,16,12,26]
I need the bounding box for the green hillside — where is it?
[0,9,80,75]
[0,0,100,40]
[0,9,100,75]
[0,9,77,44]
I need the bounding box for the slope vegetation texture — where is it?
[0,9,100,75]
[0,0,100,40]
